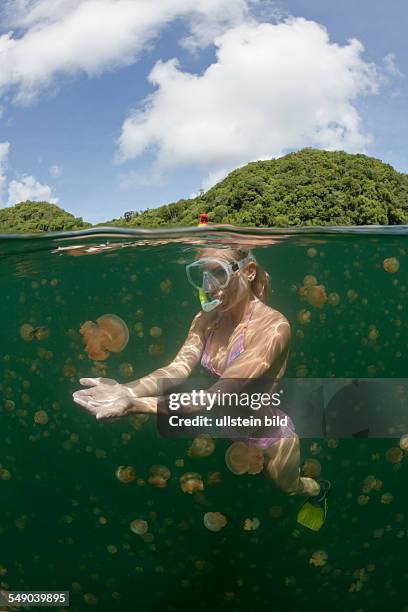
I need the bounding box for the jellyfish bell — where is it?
[20,324,35,341]
[97,314,129,352]
[80,314,129,361]
[188,435,215,458]
[305,284,327,308]
[179,472,204,494]
[130,519,148,535]
[225,442,249,475]
[148,465,171,488]
[203,512,227,532]
[115,466,136,484]
[383,257,400,273]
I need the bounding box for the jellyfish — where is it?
[307,248,317,258]
[207,471,222,486]
[188,435,215,458]
[302,458,321,478]
[243,517,260,531]
[296,309,312,325]
[225,442,248,475]
[130,519,148,535]
[327,292,340,306]
[399,434,408,451]
[309,550,328,567]
[381,492,393,505]
[80,314,129,361]
[179,472,204,494]
[20,324,35,341]
[160,280,172,294]
[150,326,162,338]
[305,284,327,308]
[148,465,171,488]
[385,447,403,464]
[119,362,133,378]
[225,442,263,475]
[383,257,400,273]
[203,512,227,532]
[34,410,48,425]
[148,344,163,357]
[83,593,98,606]
[115,466,136,484]
[34,327,49,341]
[134,322,144,337]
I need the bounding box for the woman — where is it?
[73,247,330,530]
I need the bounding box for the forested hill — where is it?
[0,201,91,233]
[1,149,408,232]
[107,149,408,227]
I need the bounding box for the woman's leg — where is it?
[264,434,320,497]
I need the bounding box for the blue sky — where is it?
[0,0,407,223]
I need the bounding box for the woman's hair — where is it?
[198,247,271,303]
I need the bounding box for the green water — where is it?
[1,226,407,612]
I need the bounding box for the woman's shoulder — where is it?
[253,300,291,328]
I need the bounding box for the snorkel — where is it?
[196,214,222,311]
[198,287,222,312]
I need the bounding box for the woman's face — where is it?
[199,249,256,311]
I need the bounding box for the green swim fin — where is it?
[297,480,331,532]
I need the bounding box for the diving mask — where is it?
[186,255,255,311]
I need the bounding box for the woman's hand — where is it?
[72,377,134,420]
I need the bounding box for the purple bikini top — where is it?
[201,301,255,376]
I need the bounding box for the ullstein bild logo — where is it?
[156,378,408,439]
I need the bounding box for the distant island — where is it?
[1,149,408,233]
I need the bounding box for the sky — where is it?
[0,0,407,223]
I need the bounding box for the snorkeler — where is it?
[73,247,331,531]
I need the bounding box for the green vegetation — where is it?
[2,149,408,232]
[111,149,408,227]
[0,200,91,233]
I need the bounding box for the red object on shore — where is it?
[199,213,209,225]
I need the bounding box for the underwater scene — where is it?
[1,225,408,612]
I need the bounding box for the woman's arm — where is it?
[127,314,291,416]
[123,310,213,398]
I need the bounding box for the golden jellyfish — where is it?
[83,593,98,606]
[269,506,283,518]
[20,324,35,341]
[160,280,172,295]
[207,471,222,486]
[34,410,48,425]
[148,465,171,488]
[148,343,163,357]
[297,309,312,325]
[307,248,317,258]
[225,442,263,476]
[34,326,49,341]
[179,472,204,494]
[243,517,260,531]
[381,492,393,505]
[302,458,321,478]
[385,447,404,465]
[119,362,133,378]
[304,285,327,308]
[399,434,408,451]
[327,292,340,306]
[150,326,162,338]
[188,435,215,458]
[357,495,370,505]
[383,257,400,273]
[115,466,136,484]
[134,322,144,337]
[309,550,328,567]
[203,512,227,532]
[80,314,129,361]
[303,275,318,288]
[130,519,148,535]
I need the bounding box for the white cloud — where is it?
[0,141,10,200]
[49,164,62,177]
[383,53,403,78]
[0,0,250,103]
[117,18,380,189]
[8,174,58,204]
